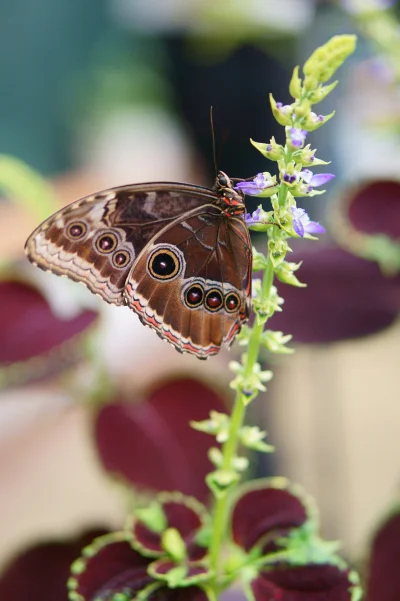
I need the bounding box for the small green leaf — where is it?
[206,469,240,498]
[161,528,187,562]
[268,238,289,267]
[208,446,223,467]
[239,426,274,453]
[164,565,188,588]
[191,411,231,442]
[231,455,250,472]
[251,137,285,161]
[135,502,167,533]
[274,261,306,287]
[303,110,335,131]
[309,80,338,103]
[252,248,269,270]
[269,94,294,126]
[230,358,273,403]
[260,330,294,354]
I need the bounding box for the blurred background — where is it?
[0,0,399,581]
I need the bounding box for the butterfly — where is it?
[25,172,252,359]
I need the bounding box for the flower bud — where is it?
[275,261,306,287]
[269,94,294,126]
[303,110,335,131]
[309,81,338,103]
[268,238,288,267]
[296,145,330,167]
[303,74,319,92]
[293,101,310,119]
[250,137,284,161]
[303,35,356,85]
[289,65,302,99]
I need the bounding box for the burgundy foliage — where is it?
[232,486,308,552]
[0,529,107,601]
[346,180,400,239]
[132,497,205,558]
[268,245,400,343]
[73,539,152,601]
[94,378,226,503]
[252,564,353,601]
[0,280,97,364]
[364,511,400,601]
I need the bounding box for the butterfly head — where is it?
[214,171,246,216]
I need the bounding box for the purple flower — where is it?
[289,128,308,148]
[283,172,298,184]
[291,207,325,237]
[309,112,324,124]
[245,208,261,226]
[235,173,273,196]
[301,169,335,191]
[275,102,292,115]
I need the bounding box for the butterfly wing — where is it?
[25,183,216,305]
[124,204,252,358]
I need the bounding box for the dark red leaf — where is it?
[365,511,400,601]
[232,483,308,552]
[146,585,209,601]
[71,536,152,601]
[346,180,400,239]
[269,245,400,343]
[252,564,355,601]
[132,495,206,558]
[0,279,98,386]
[0,529,107,601]
[149,558,209,583]
[94,378,226,503]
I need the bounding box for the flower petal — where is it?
[289,128,308,147]
[365,511,400,601]
[69,534,152,601]
[269,245,400,342]
[0,529,107,601]
[305,221,326,235]
[252,563,357,601]
[292,217,305,237]
[231,480,311,552]
[94,378,226,503]
[235,182,264,196]
[310,173,335,187]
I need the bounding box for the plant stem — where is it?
[209,254,275,580]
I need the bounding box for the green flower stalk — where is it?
[193,33,357,585]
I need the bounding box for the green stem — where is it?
[209,254,275,581]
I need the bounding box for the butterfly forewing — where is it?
[25,183,214,305]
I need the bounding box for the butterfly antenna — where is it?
[210,106,218,176]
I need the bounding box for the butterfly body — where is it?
[25,173,252,359]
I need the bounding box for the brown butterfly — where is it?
[25,172,252,359]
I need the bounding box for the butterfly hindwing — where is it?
[124,204,252,358]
